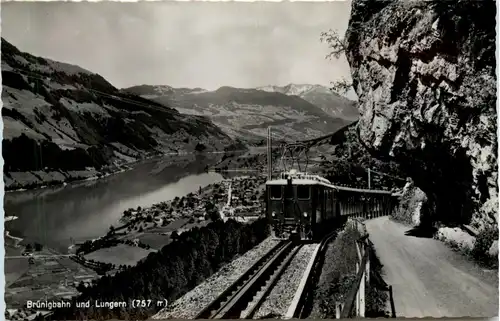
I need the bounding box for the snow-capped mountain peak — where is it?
[153,85,175,95]
[257,83,330,96]
[256,83,358,121]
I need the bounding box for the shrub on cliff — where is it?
[392,181,428,226]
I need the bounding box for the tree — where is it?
[320,29,354,95]
[321,29,347,60]
[24,243,33,253]
[205,201,220,222]
[171,231,179,241]
[195,143,207,152]
[52,217,271,321]
[34,242,43,251]
[76,281,86,292]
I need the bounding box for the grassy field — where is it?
[135,233,171,251]
[84,244,156,266]
[5,246,98,308]
[163,218,190,231]
[119,217,210,251]
[180,220,211,231]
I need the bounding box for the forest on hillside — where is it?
[53,218,270,320]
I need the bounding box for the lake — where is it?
[4,154,225,253]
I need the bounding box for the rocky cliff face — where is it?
[345,0,497,230]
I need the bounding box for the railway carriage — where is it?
[265,169,394,241]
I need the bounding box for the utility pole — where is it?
[368,168,371,189]
[267,127,272,181]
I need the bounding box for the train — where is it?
[266,169,394,241]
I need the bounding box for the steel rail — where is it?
[211,242,298,319]
[241,244,304,319]
[194,240,288,319]
[286,230,338,319]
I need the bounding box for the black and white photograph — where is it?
[2,1,498,320]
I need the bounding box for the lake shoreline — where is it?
[4,153,160,194]
[72,173,267,272]
[4,147,248,194]
[4,155,231,252]
[4,151,267,318]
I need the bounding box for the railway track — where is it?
[286,230,338,319]
[195,240,303,319]
[195,231,338,320]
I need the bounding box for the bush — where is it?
[472,227,498,265]
[436,227,476,253]
[24,243,33,252]
[390,180,429,226]
[34,243,43,251]
[195,143,207,152]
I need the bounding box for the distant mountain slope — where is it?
[124,85,354,142]
[1,38,240,191]
[257,84,359,121]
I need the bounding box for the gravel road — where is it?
[252,243,318,318]
[153,237,280,319]
[365,217,498,318]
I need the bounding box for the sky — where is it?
[2,1,354,94]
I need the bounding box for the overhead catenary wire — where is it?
[367,168,406,181]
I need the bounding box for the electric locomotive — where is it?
[265,169,339,241]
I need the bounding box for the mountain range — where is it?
[1,38,239,191]
[1,37,358,190]
[123,83,358,142]
[257,83,359,120]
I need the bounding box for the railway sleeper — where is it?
[242,244,304,319]
[213,243,297,319]
[195,241,288,319]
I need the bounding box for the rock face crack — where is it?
[345,0,497,230]
[390,51,412,103]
